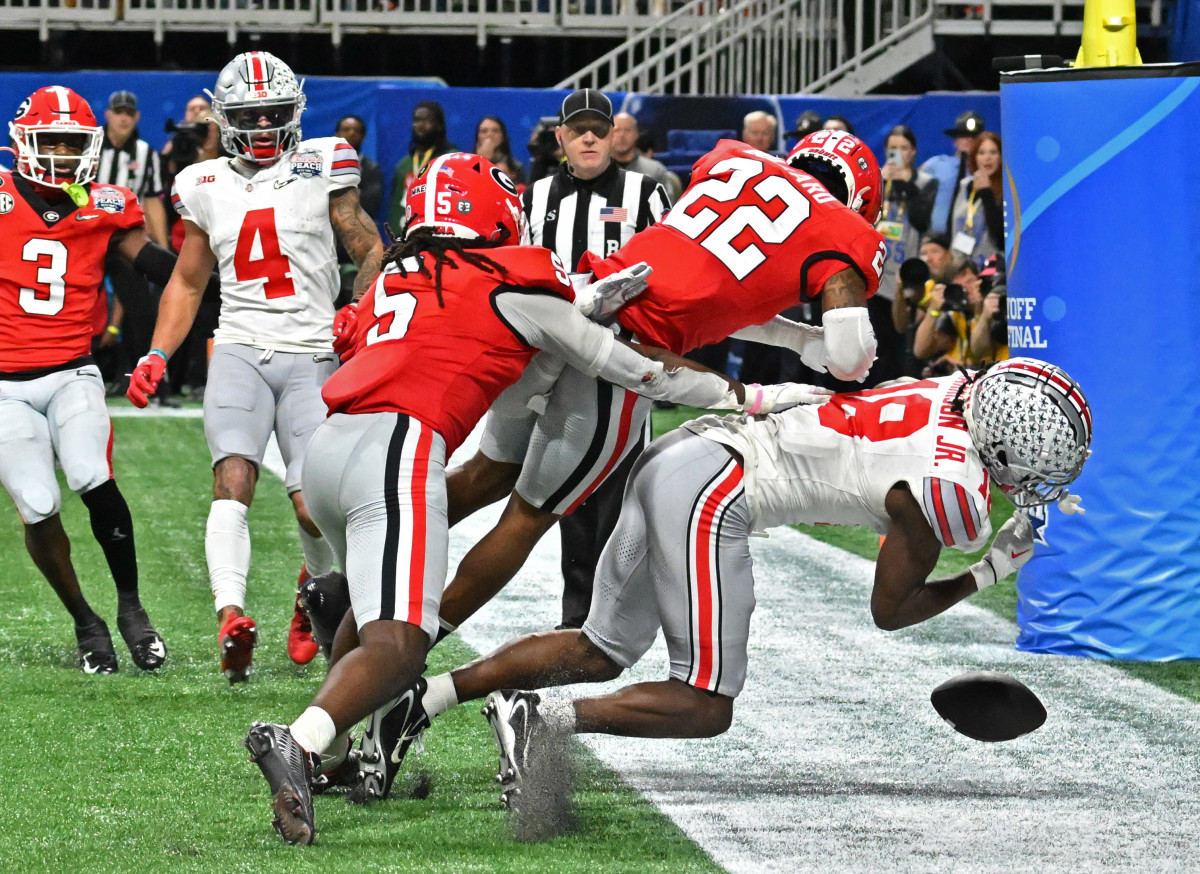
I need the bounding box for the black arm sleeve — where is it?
[131,241,178,288]
[132,241,221,298]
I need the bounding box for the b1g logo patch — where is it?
[0,192,13,214]
[289,150,324,178]
[92,186,126,214]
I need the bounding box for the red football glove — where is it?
[332,303,360,362]
[126,350,167,408]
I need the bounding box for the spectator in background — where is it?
[97,90,175,404]
[473,115,527,186]
[921,110,984,234]
[891,232,954,377]
[741,110,778,153]
[823,115,855,134]
[783,109,823,151]
[912,255,986,374]
[873,124,935,382]
[876,126,935,300]
[335,115,385,305]
[970,256,1009,364]
[387,101,456,232]
[611,112,681,200]
[950,131,1003,269]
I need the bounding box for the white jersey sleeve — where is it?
[177,140,362,352]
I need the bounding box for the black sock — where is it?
[80,480,141,612]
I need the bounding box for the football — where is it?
[930,671,1048,742]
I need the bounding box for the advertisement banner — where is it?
[1001,65,1200,658]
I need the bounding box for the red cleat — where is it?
[220,614,258,684]
[288,565,319,665]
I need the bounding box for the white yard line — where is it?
[151,407,1200,872]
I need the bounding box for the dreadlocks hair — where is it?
[949,363,989,415]
[380,223,513,308]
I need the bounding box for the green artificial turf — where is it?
[0,415,720,872]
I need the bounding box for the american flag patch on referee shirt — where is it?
[598,206,628,222]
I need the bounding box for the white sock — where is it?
[298,527,335,578]
[319,731,351,772]
[290,706,337,756]
[537,694,578,734]
[423,673,460,719]
[206,499,250,611]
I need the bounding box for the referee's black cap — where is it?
[559,89,613,126]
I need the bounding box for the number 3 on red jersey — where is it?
[664,156,811,281]
[234,207,296,299]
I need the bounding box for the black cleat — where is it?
[75,618,118,675]
[117,606,167,670]
[483,689,576,841]
[348,677,432,805]
[299,572,351,660]
[244,722,317,846]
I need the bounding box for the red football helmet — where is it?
[405,152,528,245]
[787,130,881,224]
[9,86,104,187]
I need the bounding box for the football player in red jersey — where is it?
[241,152,829,844]
[383,360,1092,829]
[433,131,890,646]
[0,87,211,673]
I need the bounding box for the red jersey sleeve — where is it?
[800,211,886,302]
[88,183,145,233]
[487,246,575,302]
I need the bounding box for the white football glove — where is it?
[574,263,653,321]
[791,323,829,374]
[969,513,1034,590]
[709,382,833,414]
[1058,491,1085,515]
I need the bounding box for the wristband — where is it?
[106,325,119,336]
[917,292,932,308]
[149,348,168,362]
[743,384,765,415]
[968,558,997,590]
[926,309,942,318]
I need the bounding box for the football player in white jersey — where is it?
[126,51,384,683]
[358,358,1093,813]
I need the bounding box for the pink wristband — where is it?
[744,384,765,415]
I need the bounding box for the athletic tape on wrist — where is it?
[744,384,765,415]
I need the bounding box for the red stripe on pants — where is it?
[691,464,742,691]
[564,389,639,515]
[406,423,434,626]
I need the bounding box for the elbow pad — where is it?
[822,307,876,382]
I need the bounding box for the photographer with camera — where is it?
[526,116,563,184]
[912,255,986,374]
[891,233,954,377]
[970,256,1009,364]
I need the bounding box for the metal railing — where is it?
[0,0,1165,84]
[557,0,935,94]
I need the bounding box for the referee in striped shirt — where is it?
[522,88,670,629]
[98,91,173,402]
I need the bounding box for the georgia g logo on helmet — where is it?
[8,86,104,188]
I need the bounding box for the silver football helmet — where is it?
[963,358,1093,508]
[208,51,305,164]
